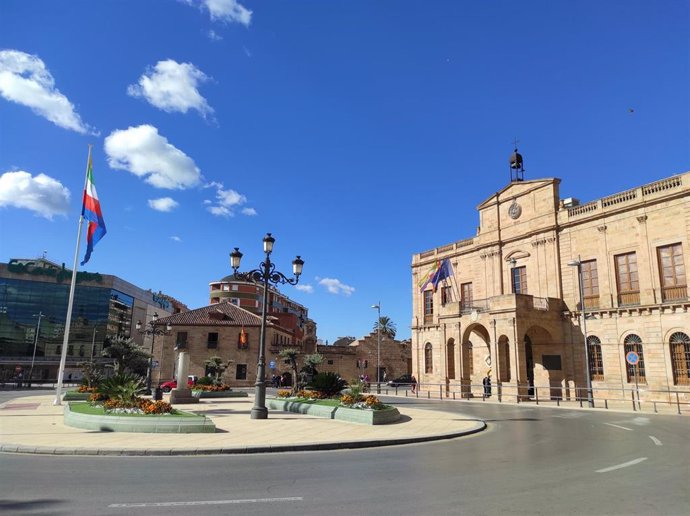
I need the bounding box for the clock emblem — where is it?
[508,200,522,220]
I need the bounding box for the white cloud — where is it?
[127,60,214,118]
[184,0,252,26]
[170,236,182,242]
[205,181,253,217]
[0,50,96,134]
[148,197,179,212]
[295,284,314,294]
[0,170,70,219]
[318,277,355,296]
[104,125,201,189]
[207,30,223,41]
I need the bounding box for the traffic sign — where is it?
[626,351,639,365]
[269,360,276,370]
[152,360,159,368]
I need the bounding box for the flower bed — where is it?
[65,402,216,433]
[266,398,400,425]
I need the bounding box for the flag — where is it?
[418,259,441,292]
[239,326,248,348]
[431,258,453,292]
[80,156,106,265]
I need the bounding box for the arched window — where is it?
[670,332,690,385]
[623,334,645,383]
[424,343,433,374]
[587,336,604,381]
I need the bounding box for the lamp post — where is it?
[136,312,172,395]
[89,326,98,361]
[567,256,594,407]
[29,312,45,385]
[372,303,381,393]
[230,233,304,419]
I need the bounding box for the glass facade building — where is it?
[0,259,181,382]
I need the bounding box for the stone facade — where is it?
[155,303,411,388]
[411,172,690,404]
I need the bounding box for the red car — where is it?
[160,375,198,392]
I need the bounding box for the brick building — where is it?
[411,163,690,405]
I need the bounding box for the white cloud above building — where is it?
[318,277,355,296]
[148,197,179,212]
[183,0,252,26]
[104,125,201,189]
[0,50,96,135]
[127,59,214,118]
[0,170,70,219]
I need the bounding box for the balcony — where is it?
[662,286,688,303]
[618,291,640,306]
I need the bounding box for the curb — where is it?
[0,420,486,457]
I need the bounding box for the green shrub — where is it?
[308,372,347,398]
[96,373,145,407]
[196,376,213,386]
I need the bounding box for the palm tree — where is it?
[279,348,300,395]
[102,335,150,377]
[374,316,397,339]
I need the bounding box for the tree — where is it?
[78,360,103,388]
[301,353,323,377]
[102,336,150,377]
[374,316,397,339]
[279,348,300,395]
[204,356,230,385]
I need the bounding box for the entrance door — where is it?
[525,336,534,396]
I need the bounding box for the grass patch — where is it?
[68,402,197,417]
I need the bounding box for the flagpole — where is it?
[54,145,92,405]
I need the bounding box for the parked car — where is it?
[387,374,413,387]
[160,375,198,392]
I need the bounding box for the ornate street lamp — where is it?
[136,312,172,395]
[230,233,304,419]
[372,303,381,393]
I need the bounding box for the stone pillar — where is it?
[170,351,199,404]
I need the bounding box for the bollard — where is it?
[631,391,636,411]
[427,391,430,399]
[535,387,539,405]
[439,385,443,399]
[556,398,560,407]
[653,401,657,413]
[605,399,608,410]
[453,392,456,400]
[676,392,681,415]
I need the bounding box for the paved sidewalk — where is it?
[0,394,485,456]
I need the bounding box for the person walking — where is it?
[410,375,417,394]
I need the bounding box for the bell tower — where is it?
[509,139,525,182]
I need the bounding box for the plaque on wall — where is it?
[508,200,522,220]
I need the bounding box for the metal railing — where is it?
[369,382,689,415]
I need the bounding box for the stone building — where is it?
[154,302,411,387]
[411,161,690,405]
[154,301,306,388]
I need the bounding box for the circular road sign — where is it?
[269,360,276,370]
[626,351,639,366]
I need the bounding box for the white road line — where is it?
[648,435,663,446]
[596,457,648,473]
[108,496,304,508]
[604,422,633,431]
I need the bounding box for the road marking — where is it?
[596,457,648,473]
[604,422,633,431]
[648,435,663,446]
[108,496,304,508]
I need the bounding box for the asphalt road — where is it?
[1,393,688,516]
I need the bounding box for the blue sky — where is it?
[1,1,688,344]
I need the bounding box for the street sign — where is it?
[626,351,639,365]
[152,360,159,368]
[484,355,492,367]
[269,360,276,370]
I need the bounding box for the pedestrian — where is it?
[483,372,492,397]
[383,371,388,382]
[410,375,417,394]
